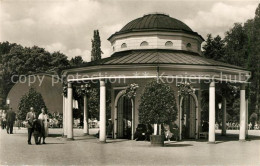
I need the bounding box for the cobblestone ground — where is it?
[0,127,260,166]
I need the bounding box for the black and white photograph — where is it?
[0,0,260,165]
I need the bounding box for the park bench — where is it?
[199,132,208,139]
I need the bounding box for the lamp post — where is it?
[218,102,222,128]
[6,98,10,109]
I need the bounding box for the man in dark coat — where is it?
[6,108,16,134]
[26,107,36,145]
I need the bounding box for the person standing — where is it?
[26,107,36,145]
[38,108,49,144]
[1,110,7,129]
[6,108,16,134]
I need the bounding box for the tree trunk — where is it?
[154,124,158,135]
[158,124,162,135]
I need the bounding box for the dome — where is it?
[119,13,193,33]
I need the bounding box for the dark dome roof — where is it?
[119,13,193,33]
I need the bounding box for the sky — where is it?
[0,0,259,62]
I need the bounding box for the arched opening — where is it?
[116,95,132,139]
[186,43,192,48]
[179,93,199,139]
[165,41,173,47]
[114,90,134,139]
[121,43,127,48]
[140,41,149,47]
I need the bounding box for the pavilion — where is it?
[62,13,251,143]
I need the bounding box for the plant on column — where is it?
[139,80,178,146]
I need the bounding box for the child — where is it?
[33,119,42,145]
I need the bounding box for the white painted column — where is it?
[99,80,106,142]
[209,81,216,143]
[131,99,135,140]
[67,83,74,140]
[179,97,183,140]
[83,95,89,135]
[154,124,158,135]
[62,95,67,137]
[246,99,249,138]
[239,84,246,141]
[222,97,227,136]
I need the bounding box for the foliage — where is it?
[0,43,71,107]
[177,82,195,98]
[17,88,47,120]
[203,34,225,61]
[70,56,85,67]
[223,4,260,118]
[91,30,103,61]
[202,4,260,120]
[123,83,139,99]
[139,80,178,125]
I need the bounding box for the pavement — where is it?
[0,128,260,166]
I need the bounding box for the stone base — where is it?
[150,135,164,147]
[83,133,89,136]
[239,139,246,142]
[66,138,74,141]
[99,141,106,144]
[63,135,67,138]
[208,141,216,144]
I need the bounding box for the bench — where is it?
[199,132,208,139]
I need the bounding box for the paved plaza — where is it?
[0,128,260,165]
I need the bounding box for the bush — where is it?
[139,80,178,125]
[18,88,48,120]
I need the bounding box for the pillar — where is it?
[221,97,227,136]
[239,84,246,141]
[63,95,67,137]
[179,97,183,140]
[246,99,249,138]
[83,95,89,135]
[99,80,106,142]
[67,83,74,140]
[131,99,135,140]
[209,81,215,143]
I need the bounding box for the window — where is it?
[165,41,173,47]
[121,43,127,48]
[140,41,149,47]
[186,43,192,48]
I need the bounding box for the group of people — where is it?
[1,106,50,145]
[1,108,16,134]
[26,107,49,145]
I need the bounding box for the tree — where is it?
[0,43,70,107]
[203,34,225,61]
[17,88,47,120]
[139,80,178,135]
[70,56,85,67]
[91,30,103,61]
[223,4,260,119]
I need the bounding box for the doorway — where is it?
[182,95,197,139]
[116,95,132,139]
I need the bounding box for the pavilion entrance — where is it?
[181,95,198,139]
[116,95,133,139]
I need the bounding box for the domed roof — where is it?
[119,13,193,33]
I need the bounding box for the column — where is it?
[246,99,249,138]
[179,97,183,140]
[67,83,74,140]
[221,97,227,136]
[239,84,246,141]
[209,81,216,143]
[131,99,135,140]
[83,95,89,135]
[63,95,67,137]
[99,80,106,143]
